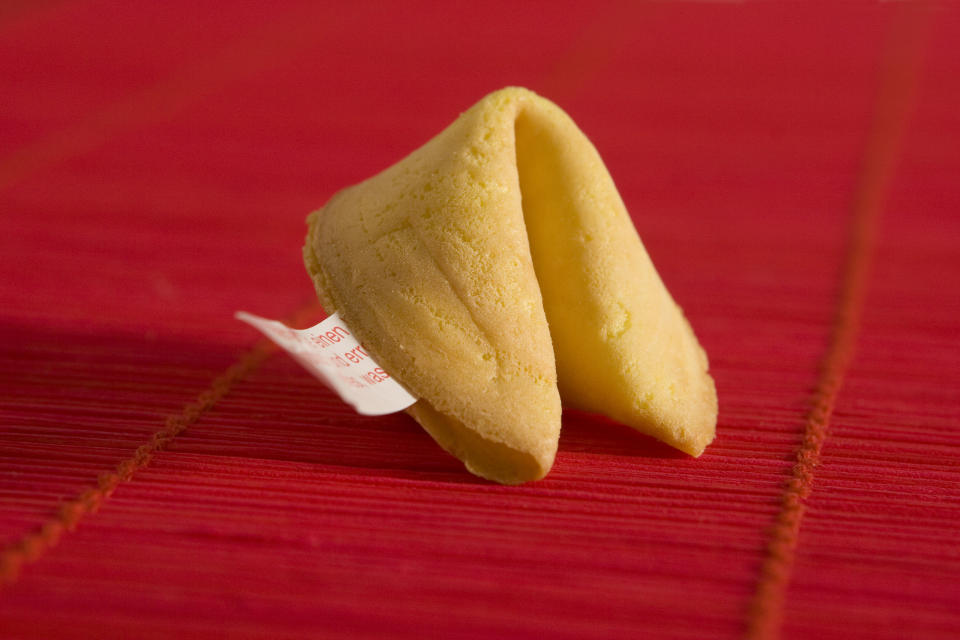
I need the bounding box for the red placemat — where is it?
[1,2,958,639]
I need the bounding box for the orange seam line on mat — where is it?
[0,2,323,193]
[0,0,66,28]
[743,6,930,640]
[0,302,321,587]
[535,0,633,101]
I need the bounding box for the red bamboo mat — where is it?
[1,3,958,639]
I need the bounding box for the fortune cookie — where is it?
[304,87,717,484]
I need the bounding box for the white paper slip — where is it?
[235,311,417,416]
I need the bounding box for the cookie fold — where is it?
[304,87,717,484]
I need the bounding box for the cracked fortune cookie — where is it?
[303,87,717,484]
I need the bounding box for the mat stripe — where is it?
[743,6,930,640]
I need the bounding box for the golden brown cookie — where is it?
[304,87,717,484]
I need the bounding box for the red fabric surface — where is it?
[1,2,958,639]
